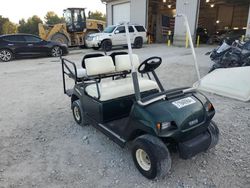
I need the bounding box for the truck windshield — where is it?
[103,26,115,33]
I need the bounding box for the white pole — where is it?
[124,22,135,72]
[176,14,201,82]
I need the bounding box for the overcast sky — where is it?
[0,0,106,23]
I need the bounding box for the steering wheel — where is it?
[138,56,162,74]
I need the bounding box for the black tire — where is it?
[208,121,220,149]
[0,49,13,62]
[134,37,143,49]
[72,100,86,126]
[92,47,100,50]
[51,46,62,57]
[51,33,69,46]
[101,40,112,52]
[131,134,171,179]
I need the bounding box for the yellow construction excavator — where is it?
[38,8,106,47]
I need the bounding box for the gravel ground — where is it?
[0,44,249,188]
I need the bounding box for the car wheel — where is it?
[51,46,62,57]
[72,100,87,126]
[101,40,112,52]
[134,37,143,48]
[207,121,220,149]
[51,33,69,46]
[0,49,13,62]
[131,134,171,179]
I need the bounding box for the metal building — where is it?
[101,0,250,46]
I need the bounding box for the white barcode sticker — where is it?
[172,97,196,109]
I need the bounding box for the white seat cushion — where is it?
[85,77,159,101]
[85,56,115,76]
[115,54,140,72]
[76,68,87,78]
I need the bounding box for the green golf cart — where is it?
[60,19,219,179]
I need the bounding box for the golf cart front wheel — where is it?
[131,134,171,179]
[208,121,220,149]
[72,100,86,126]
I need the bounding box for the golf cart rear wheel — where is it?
[208,121,220,149]
[72,100,86,126]
[131,134,171,179]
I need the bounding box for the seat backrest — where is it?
[109,51,128,64]
[115,54,140,72]
[85,56,115,76]
[82,53,104,68]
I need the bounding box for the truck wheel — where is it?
[51,46,62,57]
[131,134,171,179]
[101,40,112,52]
[72,100,86,126]
[51,33,69,46]
[208,121,220,149]
[0,49,13,62]
[134,37,143,48]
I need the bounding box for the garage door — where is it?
[112,3,130,25]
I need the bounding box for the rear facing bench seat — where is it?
[84,54,159,101]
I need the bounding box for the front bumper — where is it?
[178,131,211,159]
[85,40,101,48]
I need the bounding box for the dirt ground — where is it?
[0,44,249,188]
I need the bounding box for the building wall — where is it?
[130,0,147,27]
[104,0,250,42]
[106,0,131,25]
[105,0,147,26]
[174,0,200,46]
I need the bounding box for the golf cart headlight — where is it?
[161,122,172,130]
[156,122,174,131]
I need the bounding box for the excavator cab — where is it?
[63,8,87,33]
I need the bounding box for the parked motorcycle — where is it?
[207,40,250,72]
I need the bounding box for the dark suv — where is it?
[0,34,68,62]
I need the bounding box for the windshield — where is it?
[217,41,231,53]
[103,26,115,33]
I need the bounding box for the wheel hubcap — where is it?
[52,47,62,57]
[74,106,81,121]
[136,149,151,171]
[0,50,11,61]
